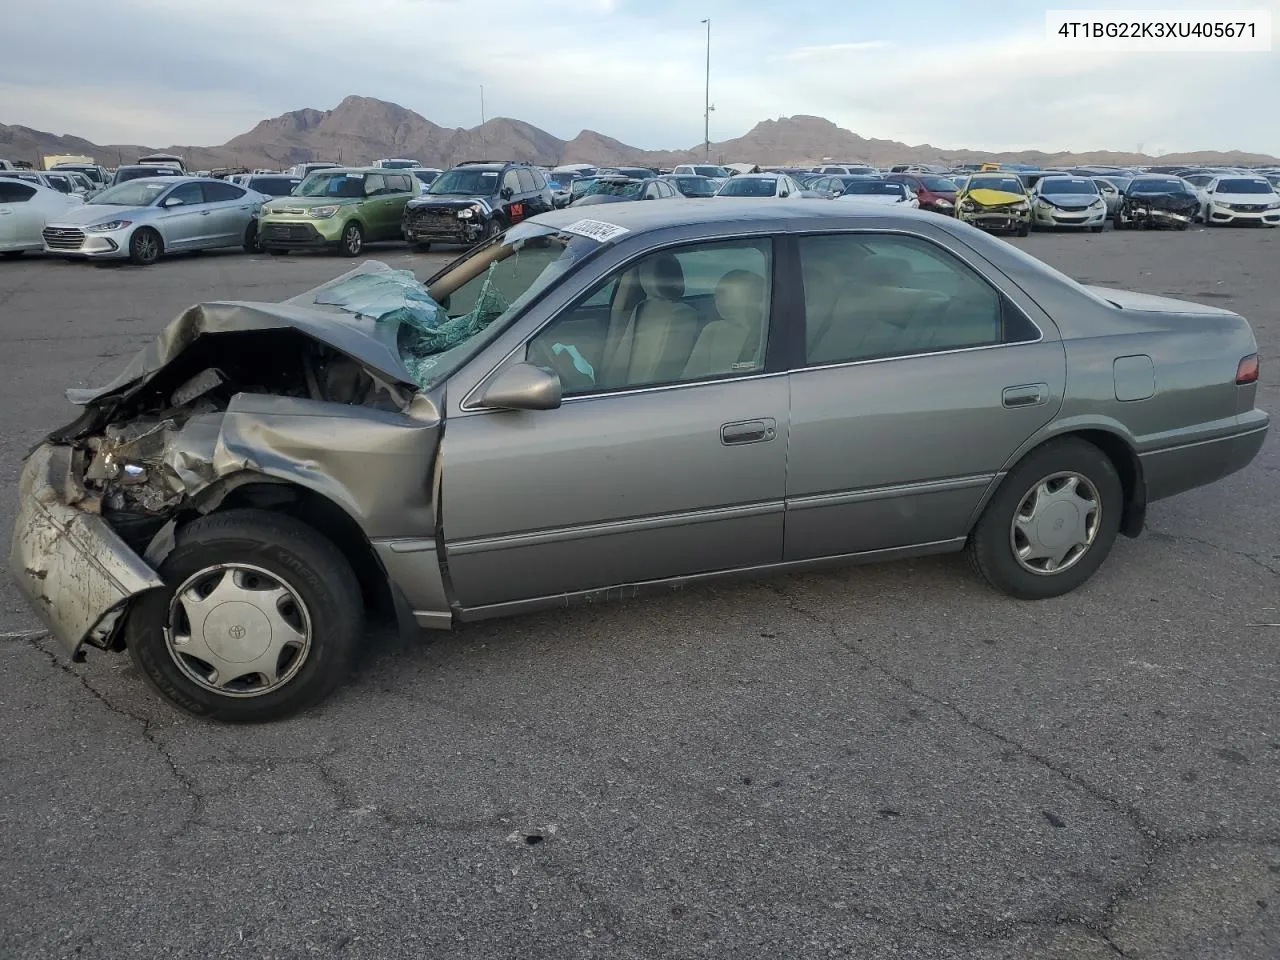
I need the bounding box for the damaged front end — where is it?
[11,262,447,658]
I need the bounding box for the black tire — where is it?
[1114,213,1127,231]
[412,241,432,253]
[125,508,363,722]
[266,248,289,256]
[1176,221,1190,231]
[128,228,162,266]
[485,218,503,240]
[1015,222,1030,237]
[2,250,25,259]
[966,438,1123,600]
[1090,224,1104,233]
[338,221,363,257]
[243,222,260,253]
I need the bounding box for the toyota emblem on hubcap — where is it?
[228,625,247,640]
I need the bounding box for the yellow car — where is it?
[956,173,1032,236]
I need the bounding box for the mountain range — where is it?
[3,95,1277,172]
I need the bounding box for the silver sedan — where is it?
[41,177,272,265]
[10,201,1269,721]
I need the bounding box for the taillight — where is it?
[1236,353,1259,385]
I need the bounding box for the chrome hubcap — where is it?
[164,563,312,697]
[345,228,360,253]
[1009,472,1101,575]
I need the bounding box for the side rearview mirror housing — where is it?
[477,362,562,411]
[161,197,183,207]
[500,187,514,200]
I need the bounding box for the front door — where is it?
[155,181,209,249]
[439,236,789,610]
[784,230,1067,561]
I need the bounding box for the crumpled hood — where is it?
[67,261,422,408]
[47,203,152,227]
[1123,191,1198,212]
[406,196,494,213]
[965,188,1026,207]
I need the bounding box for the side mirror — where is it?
[477,362,562,411]
[779,190,789,198]
[162,197,183,207]
[500,187,514,200]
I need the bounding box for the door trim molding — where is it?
[786,474,994,512]
[447,499,785,556]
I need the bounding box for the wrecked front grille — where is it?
[43,227,85,250]
[405,208,462,232]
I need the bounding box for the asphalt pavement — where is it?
[0,228,1277,960]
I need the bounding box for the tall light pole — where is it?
[701,18,711,159]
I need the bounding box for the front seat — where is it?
[600,254,699,387]
[683,270,768,379]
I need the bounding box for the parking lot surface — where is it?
[1,230,1277,960]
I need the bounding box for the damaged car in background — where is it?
[10,203,1270,722]
[1113,176,1199,230]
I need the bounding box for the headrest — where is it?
[714,270,767,327]
[639,254,685,300]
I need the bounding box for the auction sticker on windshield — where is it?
[561,219,630,243]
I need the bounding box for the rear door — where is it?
[438,235,791,611]
[0,180,37,247]
[200,180,253,246]
[784,227,1066,561]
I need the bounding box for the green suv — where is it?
[257,168,416,256]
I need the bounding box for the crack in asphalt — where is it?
[25,635,205,832]
[764,581,1161,954]
[1147,528,1280,578]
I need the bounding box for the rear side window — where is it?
[201,181,246,202]
[46,175,73,193]
[516,169,537,193]
[799,233,1037,365]
[0,181,36,203]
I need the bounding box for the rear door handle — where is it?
[200,210,212,216]
[1002,383,1048,408]
[722,418,776,445]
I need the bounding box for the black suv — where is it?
[402,161,554,250]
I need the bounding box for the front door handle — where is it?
[1002,383,1048,408]
[722,418,776,445]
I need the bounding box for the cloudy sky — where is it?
[3,0,1278,155]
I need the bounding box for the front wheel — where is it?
[966,438,1123,600]
[2,250,25,259]
[338,221,363,257]
[1015,222,1030,237]
[1090,224,1104,233]
[128,228,162,266]
[412,241,432,253]
[125,509,363,722]
[243,222,260,253]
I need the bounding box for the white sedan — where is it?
[0,180,84,257]
[1201,175,1280,226]
[713,174,805,199]
[834,180,920,208]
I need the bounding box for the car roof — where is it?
[528,198,952,234]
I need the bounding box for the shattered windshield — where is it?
[311,222,605,390]
[584,179,644,198]
[570,178,598,199]
[429,169,502,196]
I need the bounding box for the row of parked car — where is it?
[2,154,1278,265]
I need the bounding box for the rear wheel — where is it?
[125,509,363,722]
[267,248,289,256]
[2,250,24,259]
[128,228,162,266]
[966,438,1123,600]
[243,222,260,253]
[412,241,432,252]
